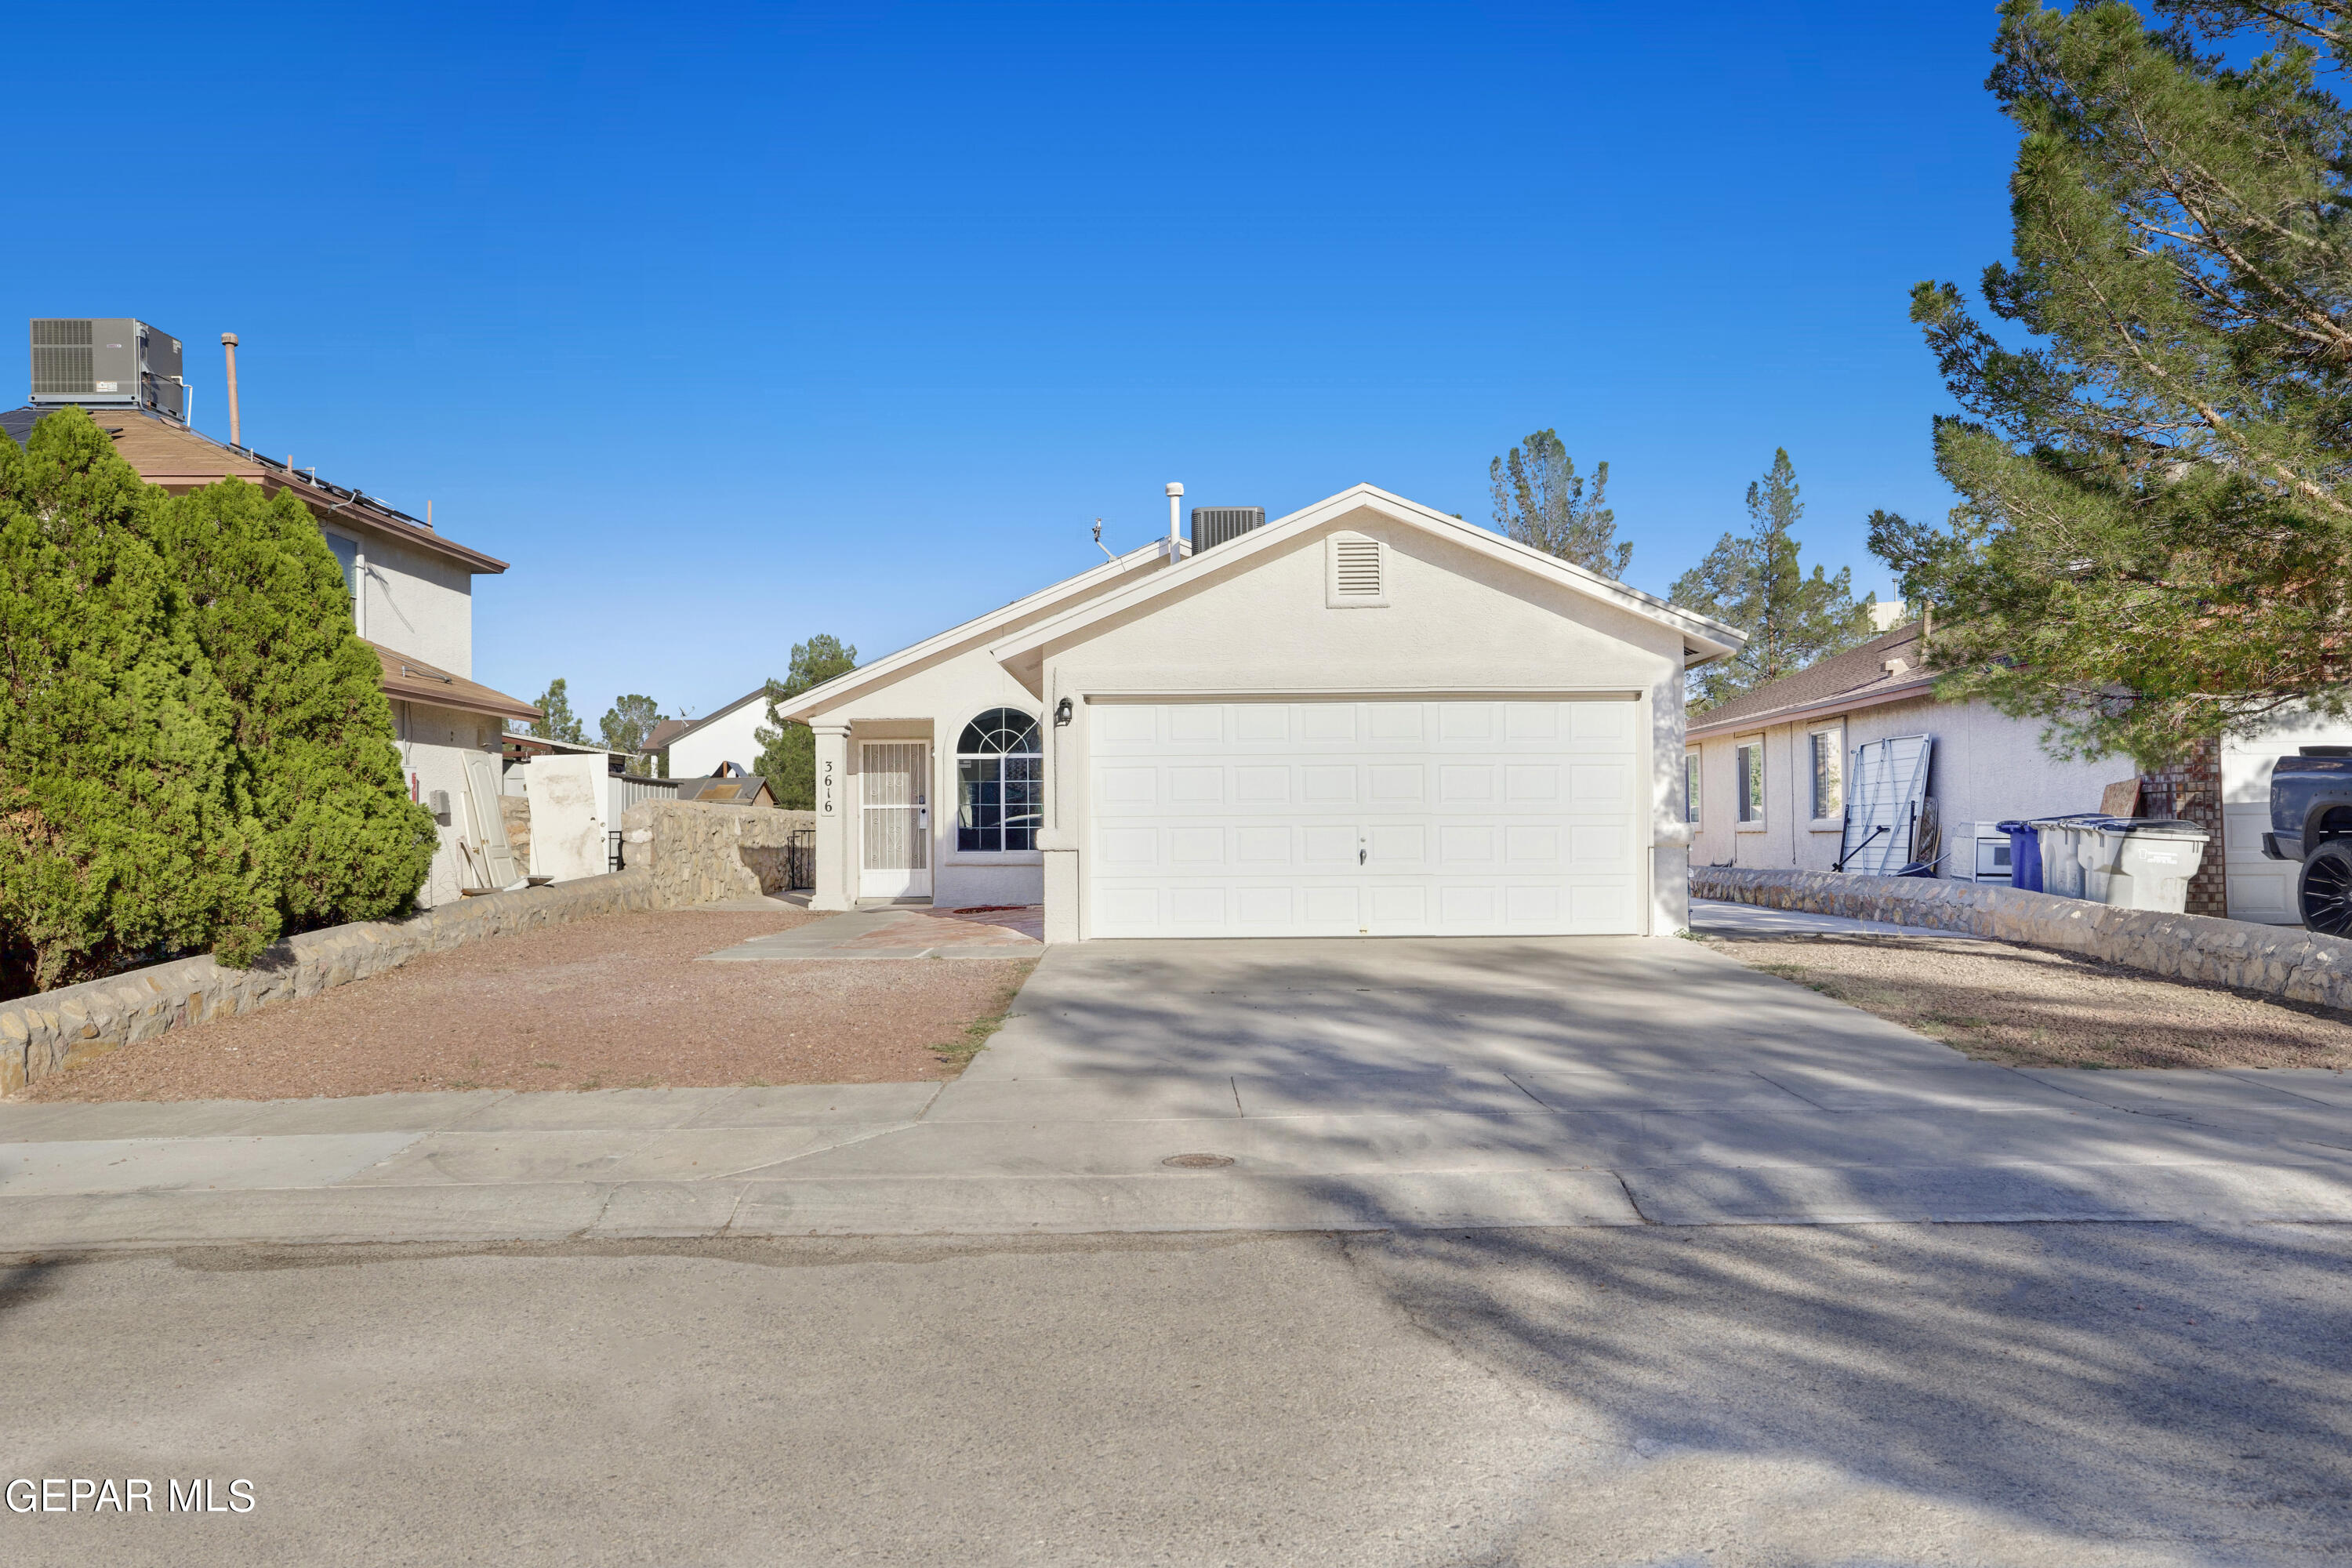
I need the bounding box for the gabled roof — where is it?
[777,537,1187,723]
[2,404,508,575]
[369,641,541,724]
[985,485,1746,668]
[1685,623,1935,739]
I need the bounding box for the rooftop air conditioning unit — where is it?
[28,318,185,419]
[1191,506,1264,554]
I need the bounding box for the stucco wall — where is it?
[1690,695,2124,880]
[393,699,503,909]
[325,517,476,676]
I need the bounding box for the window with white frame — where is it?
[956,708,1042,852]
[1684,751,1701,825]
[1809,728,1844,821]
[1736,739,1764,824]
[325,532,360,626]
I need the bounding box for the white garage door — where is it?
[1087,699,1641,938]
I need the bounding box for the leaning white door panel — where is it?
[1087,699,1639,938]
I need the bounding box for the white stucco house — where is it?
[776,485,1744,942]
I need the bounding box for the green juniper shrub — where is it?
[0,408,273,996]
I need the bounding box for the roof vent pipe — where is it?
[220,333,241,448]
[1165,481,1184,561]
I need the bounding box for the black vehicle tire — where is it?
[2299,840,2352,936]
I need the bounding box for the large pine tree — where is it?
[146,478,437,934]
[0,410,272,995]
[1878,0,2352,766]
[1671,449,1877,710]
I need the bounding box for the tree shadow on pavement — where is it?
[1345,1219,2352,1565]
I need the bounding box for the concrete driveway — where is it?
[7,931,2349,1248]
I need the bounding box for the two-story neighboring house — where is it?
[1,398,540,909]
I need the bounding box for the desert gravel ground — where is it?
[20,909,1033,1102]
[1704,931,2352,1070]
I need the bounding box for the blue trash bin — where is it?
[1998,819,2042,892]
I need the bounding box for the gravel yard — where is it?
[20,909,1033,1102]
[1705,931,2352,1070]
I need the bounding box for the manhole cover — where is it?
[1161,1152,1235,1169]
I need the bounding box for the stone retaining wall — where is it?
[2,800,817,1096]
[620,801,814,904]
[1692,866,2352,1014]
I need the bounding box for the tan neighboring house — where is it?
[2,402,540,909]
[1683,622,2352,924]
[1685,623,2124,886]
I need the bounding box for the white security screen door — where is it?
[859,742,931,898]
[1087,699,1640,938]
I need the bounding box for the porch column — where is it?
[811,724,853,910]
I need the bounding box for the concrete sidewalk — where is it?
[5,934,2350,1249]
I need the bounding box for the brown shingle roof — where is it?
[9,405,510,575]
[1686,625,1938,739]
[368,641,541,725]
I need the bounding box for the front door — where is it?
[859,742,932,899]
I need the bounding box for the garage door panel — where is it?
[1168,766,1224,804]
[1236,766,1289,803]
[1571,702,1631,742]
[1438,824,1496,866]
[1439,765,1496,802]
[1302,886,1359,925]
[1168,827,1224,865]
[1504,764,1559,802]
[1505,826,1560,867]
[1569,763,1628,808]
[1236,706,1289,742]
[1439,704,1496,742]
[1302,824,1358,866]
[1234,886,1296,924]
[1301,765,1356,803]
[1505,704,1561,742]
[1089,700,1641,938]
[1369,823,1428,866]
[1302,707,1358,742]
[1234,826,1292,865]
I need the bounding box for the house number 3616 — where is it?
[820,759,835,815]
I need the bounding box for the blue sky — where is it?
[5,1,2020,727]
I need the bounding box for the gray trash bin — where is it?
[2078,818,2211,913]
[2028,814,2106,899]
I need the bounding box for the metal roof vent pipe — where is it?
[1164,481,1184,561]
[1190,506,1265,554]
[220,333,241,448]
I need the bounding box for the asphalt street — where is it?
[5,1221,2348,1566]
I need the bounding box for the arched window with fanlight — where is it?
[956,708,1043,852]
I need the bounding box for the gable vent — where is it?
[1327,534,1388,607]
[1334,539,1381,595]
